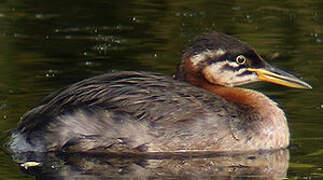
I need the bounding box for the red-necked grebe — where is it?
[9,32,311,153]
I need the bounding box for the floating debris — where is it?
[20,162,41,169]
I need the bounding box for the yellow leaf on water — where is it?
[20,162,41,169]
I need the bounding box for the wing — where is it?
[17,71,231,132]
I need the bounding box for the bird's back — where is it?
[10,71,244,153]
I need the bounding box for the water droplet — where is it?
[114,39,121,44]
[246,14,253,23]
[316,38,322,43]
[116,24,122,30]
[35,14,43,19]
[85,61,92,65]
[311,33,319,37]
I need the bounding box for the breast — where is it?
[201,85,290,151]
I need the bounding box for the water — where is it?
[0,0,322,179]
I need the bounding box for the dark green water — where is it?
[0,0,322,179]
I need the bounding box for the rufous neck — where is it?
[201,84,259,107]
[199,83,286,126]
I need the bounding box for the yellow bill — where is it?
[248,67,312,89]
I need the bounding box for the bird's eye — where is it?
[236,55,247,65]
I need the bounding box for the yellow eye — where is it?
[236,55,247,65]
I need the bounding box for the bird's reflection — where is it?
[14,149,289,179]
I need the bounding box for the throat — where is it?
[202,85,264,107]
[201,84,282,117]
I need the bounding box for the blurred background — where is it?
[0,0,322,179]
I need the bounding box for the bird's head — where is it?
[175,32,311,89]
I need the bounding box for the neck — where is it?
[179,72,290,150]
[202,84,272,109]
[200,82,286,123]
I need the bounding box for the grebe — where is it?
[9,32,311,154]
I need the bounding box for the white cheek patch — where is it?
[203,63,258,86]
[190,49,226,66]
[203,63,235,85]
[226,61,240,68]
